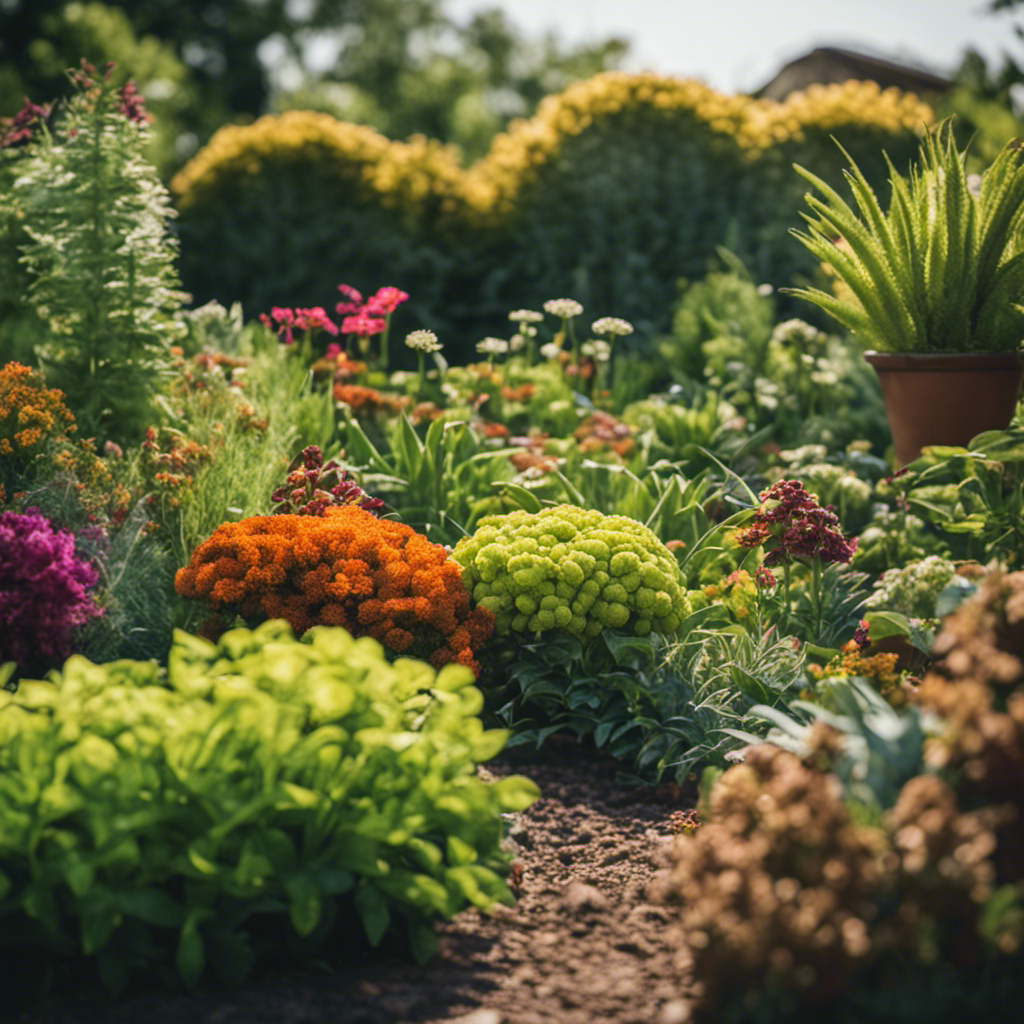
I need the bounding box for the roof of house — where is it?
[756,46,954,101]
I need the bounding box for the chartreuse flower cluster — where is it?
[175,506,494,672]
[452,505,690,640]
[0,621,538,990]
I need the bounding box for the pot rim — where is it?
[863,350,1024,371]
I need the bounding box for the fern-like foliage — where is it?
[12,62,186,443]
[786,119,1024,353]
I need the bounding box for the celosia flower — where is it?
[175,506,494,672]
[591,316,634,337]
[0,97,51,149]
[735,480,856,567]
[0,509,103,669]
[543,298,583,319]
[116,80,151,124]
[268,444,384,516]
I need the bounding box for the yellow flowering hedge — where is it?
[172,74,933,348]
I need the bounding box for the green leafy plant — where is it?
[7,61,187,443]
[786,118,1024,353]
[0,621,537,996]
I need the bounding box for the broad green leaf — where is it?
[284,873,322,936]
[111,888,185,928]
[354,882,390,946]
[176,912,210,990]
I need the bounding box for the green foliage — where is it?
[169,72,933,346]
[787,118,1024,353]
[740,675,926,812]
[0,621,537,994]
[637,625,810,784]
[482,628,662,762]
[896,428,1024,568]
[339,408,519,546]
[6,64,187,444]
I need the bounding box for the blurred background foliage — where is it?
[2,0,1024,360]
[0,0,628,175]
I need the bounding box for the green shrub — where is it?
[0,621,537,995]
[171,110,467,334]
[170,73,933,351]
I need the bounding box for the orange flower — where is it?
[175,506,494,672]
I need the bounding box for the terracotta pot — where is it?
[864,350,1024,467]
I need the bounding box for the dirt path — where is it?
[10,742,698,1024]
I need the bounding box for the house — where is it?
[756,46,953,101]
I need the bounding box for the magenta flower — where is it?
[368,286,410,315]
[294,307,339,336]
[259,306,297,345]
[341,311,387,337]
[0,510,103,669]
[336,283,364,316]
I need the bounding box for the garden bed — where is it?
[5,741,694,1024]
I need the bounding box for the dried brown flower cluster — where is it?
[653,572,1024,1019]
[650,743,889,1010]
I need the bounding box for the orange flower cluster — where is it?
[332,383,405,416]
[0,363,76,460]
[175,505,495,673]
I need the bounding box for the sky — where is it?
[442,0,1021,94]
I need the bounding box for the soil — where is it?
[7,739,699,1024]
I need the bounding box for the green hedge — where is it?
[172,73,934,356]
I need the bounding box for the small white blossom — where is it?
[509,333,526,351]
[543,298,583,319]
[591,316,633,338]
[405,329,442,353]
[756,283,774,297]
[540,342,562,360]
[508,308,544,323]
[582,339,611,362]
[476,337,509,356]
[771,318,826,347]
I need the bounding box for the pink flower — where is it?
[294,307,338,336]
[260,306,297,345]
[336,283,364,316]
[341,311,386,337]
[369,286,410,315]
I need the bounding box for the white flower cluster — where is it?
[405,329,442,353]
[543,298,583,319]
[771,318,826,348]
[508,309,544,324]
[476,337,509,356]
[862,555,959,618]
[581,339,611,362]
[591,316,634,338]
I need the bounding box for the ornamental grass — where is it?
[175,505,494,673]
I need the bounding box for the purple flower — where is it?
[0,510,103,669]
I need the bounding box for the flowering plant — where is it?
[0,508,103,671]
[336,282,409,370]
[268,444,384,516]
[736,480,858,638]
[174,505,494,672]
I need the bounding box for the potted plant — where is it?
[785,118,1024,466]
